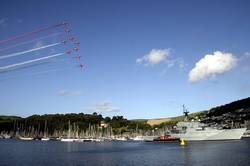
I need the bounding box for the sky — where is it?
[0,0,250,119]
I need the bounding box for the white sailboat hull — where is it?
[41,138,50,141]
[61,138,75,142]
[18,137,33,141]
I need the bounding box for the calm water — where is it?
[0,138,250,166]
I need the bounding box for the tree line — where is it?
[0,113,152,137]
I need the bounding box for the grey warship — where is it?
[170,106,247,141]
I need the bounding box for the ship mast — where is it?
[183,105,189,122]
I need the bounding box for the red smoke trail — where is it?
[0,22,68,45]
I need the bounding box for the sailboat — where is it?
[16,121,34,140]
[61,121,74,142]
[132,124,144,141]
[41,121,50,141]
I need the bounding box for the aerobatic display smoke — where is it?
[0,21,84,80]
[0,53,64,71]
[0,42,60,60]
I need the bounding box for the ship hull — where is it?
[170,128,247,141]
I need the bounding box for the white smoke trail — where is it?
[0,52,65,71]
[0,42,61,60]
[0,32,62,52]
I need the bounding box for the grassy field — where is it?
[0,115,21,121]
[147,118,172,126]
[145,111,207,126]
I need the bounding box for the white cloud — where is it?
[85,101,121,114]
[57,89,82,96]
[0,18,8,28]
[136,49,186,72]
[136,49,171,66]
[95,101,121,113]
[189,51,237,82]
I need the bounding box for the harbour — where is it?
[1,104,249,143]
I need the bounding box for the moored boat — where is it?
[114,137,127,141]
[61,138,75,142]
[143,136,158,142]
[133,136,144,141]
[153,135,180,142]
[41,138,50,141]
[18,136,34,141]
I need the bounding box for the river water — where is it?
[0,138,250,166]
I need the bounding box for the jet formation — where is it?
[0,20,85,76]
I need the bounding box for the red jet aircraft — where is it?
[64,50,71,54]
[74,41,80,45]
[73,47,80,51]
[79,64,85,69]
[74,54,81,60]
[64,28,71,33]
[61,40,67,44]
[69,36,75,41]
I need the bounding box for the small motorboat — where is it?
[153,135,180,142]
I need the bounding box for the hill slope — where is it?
[146,111,207,126]
[146,97,250,127]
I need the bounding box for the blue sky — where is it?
[0,0,250,119]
